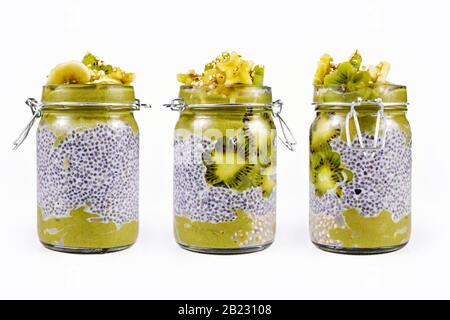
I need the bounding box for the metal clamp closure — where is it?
[271,99,297,151]
[132,99,152,110]
[164,98,186,112]
[13,98,150,151]
[12,98,43,151]
[344,97,387,151]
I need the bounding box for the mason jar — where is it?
[14,84,149,253]
[166,85,295,254]
[309,84,411,254]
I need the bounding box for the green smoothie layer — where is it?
[174,210,253,249]
[329,209,410,248]
[38,207,138,249]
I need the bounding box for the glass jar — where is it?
[15,84,148,254]
[167,85,294,254]
[309,84,411,254]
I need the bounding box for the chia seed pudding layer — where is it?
[37,123,139,225]
[310,128,411,221]
[174,135,276,224]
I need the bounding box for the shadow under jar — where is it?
[34,84,141,254]
[169,85,279,254]
[309,84,412,254]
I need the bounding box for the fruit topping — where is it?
[46,53,135,85]
[314,50,393,89]
[177,51,265,88]
[313,51,406,102]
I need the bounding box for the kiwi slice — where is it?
[313,51,405,104]
[311,150,351,197]
[261,165,276,198]
[202,106,276,194]
[82,53,113,73]
[244,111,276,168]
[251,65,265,86]
[81,52,135,85]
[322,51,373,92]
[261,175,276,198]
[323,61,355,86]
[349,50,362,69]
[310,113,340,152]
[243,109,276,196]
[324,61,371,91]
[203,137,262,192]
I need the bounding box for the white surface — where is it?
[0,0,449,299]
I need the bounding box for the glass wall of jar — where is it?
[309,84,411,254]
[168,85,286,254]
[16,84,145,253]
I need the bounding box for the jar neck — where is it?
[313,84,408,105]
[315,105,407,114]
[179,85,273,105]
[41,107,136,114]
[41,84,136,107]
[181,105,273,116]
[40,103,137,113]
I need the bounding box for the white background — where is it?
[0,0,449,299]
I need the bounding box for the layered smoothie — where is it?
[309,51,411,253]
[173,52,277,253]
[37,53,139,253]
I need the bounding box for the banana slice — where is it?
[47,61,91,85]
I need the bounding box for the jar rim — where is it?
[43,84,134,89]
[313,104,408,112]
[313,83,408,106]
[313,83,406,90]
[178,84,273,106]
[179,84,272,90]
[182,104,274,113]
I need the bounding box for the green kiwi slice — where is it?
[203,137,262,192]
[324,61,371,91]
[202,105,276,195]
[310,113,340,152]
[349,50,362,69]
[261,164,276,198]
[311,150,351,197]
[251,65,265,86]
